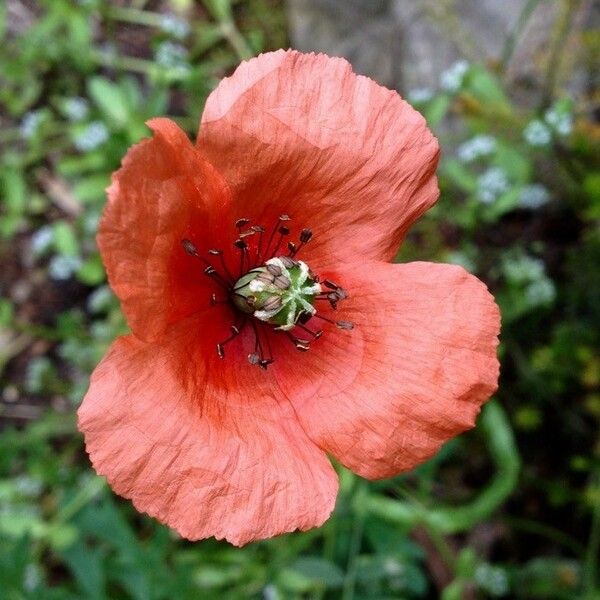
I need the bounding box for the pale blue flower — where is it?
[523,120,551,147]
[20,111,43,139]
[64,97,89,122]
[440,60,469,92]
[49,255,82,280]
[31,225,54,255]
[74,121,109,151]
[457,135,497,162]
[408,87,434,104]
[544,108,573,136]
[159,14,190,39]
[477,167,509,204]
[519,184,550,209]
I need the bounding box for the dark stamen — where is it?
[216,319,246,358]
[235,218,250,230]
[300,228,313,243]
[264,215,291,260]
[234,239,248,277]
[286,332,310,351]
[182,239,200,257]
[297,323,323,339]
[203,266,231,290]
[252,225,266,266]
[208,248,234,281]
[323,279,340,290]
[312,313,354,330]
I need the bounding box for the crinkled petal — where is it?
[197,50,440,267]
[78,318,338,546]
[98,118,232,341]
[274,261,500,479]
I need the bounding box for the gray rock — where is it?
[286,0,596,102]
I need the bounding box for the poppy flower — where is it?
[78,50,500,546]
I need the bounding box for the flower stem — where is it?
[362,401,521,533]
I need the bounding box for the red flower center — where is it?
[181,215,352,369]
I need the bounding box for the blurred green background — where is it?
[0,1,599,598]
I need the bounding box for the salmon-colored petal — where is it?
[77,318,338,546]
[98,118,232,341]
[197,50,440,268]
[275,261,501,479]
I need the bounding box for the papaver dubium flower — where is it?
[78,50,500,546]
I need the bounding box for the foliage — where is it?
[0,1,598,598]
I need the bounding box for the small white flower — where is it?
[20,111,43,139]
[155,41,189,68]
[24,564,41,592]
[525,278,556,306]
[74,121,109,151]
[64,97,89,122]
[519,184,550,209]
[15,476,43,497]
[475,564,509,596]
[457,135,497,162]
[31,225,54,255]
[49,255,82,280]
[408,87,434,104]
[87,285,113,313]
[523,120,551,147]
[159,14,190,39]
[440,60,469,92]
[83,211,101,235]
[544,108,573,136]
[477,167,509,204]
[504,254,545,283]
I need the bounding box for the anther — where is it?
[262,296,282,312]
[336,320,354,330]
[210,293,217,305]
[266,263,282,277]
[234,239,248,250]
[300,228,313,243]
[278,225,290,235]
[235,218,250,229]
[208,249,222,256]
[248,353,260,365]
[216,343,225,358]
[273,275,290,290]
[323,279,340,290]
[182,239,200,257]
[280,256,297,268]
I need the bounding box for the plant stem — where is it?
[500,0,543,70]
[343,480,366,600]
[583,468,600,596]
[364,401,521,534]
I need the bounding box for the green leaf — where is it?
[72,174,109,203]
[423,94,451,127]
[283,556,344,590]
[60,540,107,600]
[442,159,478,193]
[464,65,511,111]
[1,168,26,213]
[88,77,129,128]
[52,221,79,256]
[76,255,104,286]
